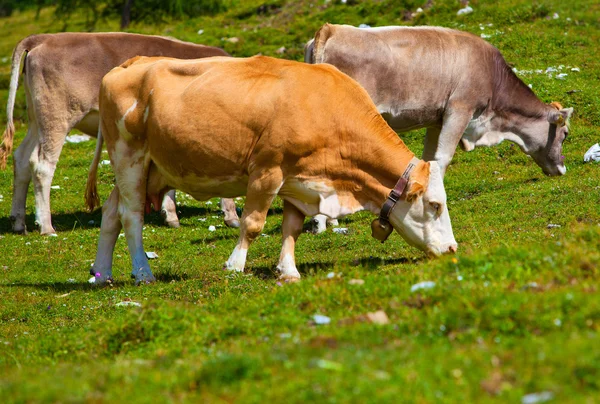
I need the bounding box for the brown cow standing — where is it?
[0,32,240,235]
[86,56,457,284]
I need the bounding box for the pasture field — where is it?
[1,0,599,402]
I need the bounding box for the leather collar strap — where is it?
[379,157,420,224]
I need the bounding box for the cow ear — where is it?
[405,181,426,203]
[405,161,430,203]
[548,107,574,126]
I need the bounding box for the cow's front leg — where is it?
[160,189,180,228]
[220,198,241,228]
[90,187,122,284]
[224,170,281,272]
[277,200,305,281]
[423,109,473,177]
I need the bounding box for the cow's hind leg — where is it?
[277,200,305,281]
[160,189,180,228]
[90,187,122,284]
[10,125,37,234]
[113,142,155,285]
[220,198,240,228]
[224,170,281,272]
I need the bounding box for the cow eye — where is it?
[429,202,441,215]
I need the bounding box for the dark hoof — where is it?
[225,219,240,229]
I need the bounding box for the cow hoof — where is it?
[10,216,28,235]
[225,219,240,228]
[131,267,156,285]
[89,268,114,285]
[309,218,327,234]
[279,275,301,283]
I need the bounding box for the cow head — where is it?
[384,161,458,256]
[520,102,573,176]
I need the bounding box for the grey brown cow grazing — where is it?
[305,24,573,177]
[86,55,457,284]
[0,32,240,235]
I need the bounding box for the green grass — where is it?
[1,0,600,402]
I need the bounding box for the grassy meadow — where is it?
[1,0,600,401]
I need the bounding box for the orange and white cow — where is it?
[86,55,457,284]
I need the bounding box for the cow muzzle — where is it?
[371,218,393,243]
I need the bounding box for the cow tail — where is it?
[0,36,38,169]
[85,125,104,212]
[312,23,334,64]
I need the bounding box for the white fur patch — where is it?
[116,100,138,141]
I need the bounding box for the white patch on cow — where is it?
[116,100,138,141]
[277,253,300,279]
[225,245,247,272]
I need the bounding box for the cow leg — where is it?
[423,109,473,177]
[10,125,37,234]
[277,200,305,281]
[113,150,155,285]
[224,171,281,272]
[90,187,122,284]
[160,189,180,228]
[220,198,240,228]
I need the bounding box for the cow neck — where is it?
[346,120,418,213]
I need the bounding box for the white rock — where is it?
[411,281,436,292]
[100,160,111,165]
[226,37,239,44]
[275,46,286,54]
[415,7,423,13]
[197,29,204,35]
[88,276,96,284]
[367,310,390,325]
[480,33,492,39]
[584,143,600,162]
[457,6,473,15]
[332,227,349,234]
[326,272,335,279]
[312,314,331,325]
[116,301,142,307]
[146,251,159,259]
[522,391,555,404]
[552,13,559,19]
[51,185,60,190]
[556,73,568,80]
[65,134,92,143]
[571,67,580,72]
[208,225,216,232]
[358,23,371,28]
[547,223,561,229]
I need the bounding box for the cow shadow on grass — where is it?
[0,205,221,235]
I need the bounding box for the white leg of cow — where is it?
[114,150,155,285]
[423,109,473,177]
[160,189,180,228]
[220,198,240,228]
[277,200,304,281]
[224,171,281,272]
[30,126,69,235]
[10,126,37,234]
[90,187,122,284]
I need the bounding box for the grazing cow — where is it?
[305,24,573,232]
[305,24,573,177]
[86,55,457,284]
[0,32,240,235]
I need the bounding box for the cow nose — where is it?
[447,244,457,254]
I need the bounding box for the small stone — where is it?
[100,160,111,165]
[197,29,204,35]
[115,301,142,307]
[146,251,158,259]
[547,224,561,229]
[51,185,60,190]
[326,272,335,279]
[208,225,216,232]
[332,227,349,235]
[366,310,390,325]
[411,281,435,292]
[88,220,94,225]
[312,314,331,325]
[358,23,371,28]
[275,46,286,54]
[348,279,364,285]
[88,276,96,284]
[457,5,473,15]
[522,391,555,404]
[226,37,239,44]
